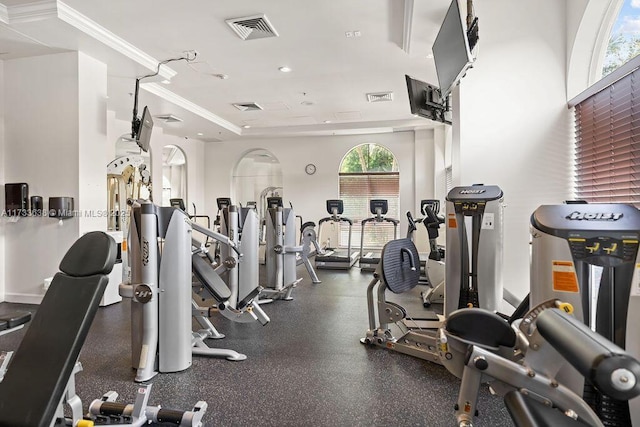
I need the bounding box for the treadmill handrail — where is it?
[361,216,400,257]
[319,216,353,226]
[361,217,400,226]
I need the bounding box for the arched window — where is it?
[603,1,640,76]
[339,143,399,248]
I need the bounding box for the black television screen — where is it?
[136,106,153,152]
[432,0,474,98]
[405,75,451,125]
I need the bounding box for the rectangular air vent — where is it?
[367,92,394,102]
[154,114,183,123]
[226,14,279,40]
[233,102,263,111]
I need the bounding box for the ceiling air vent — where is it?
[367,92,394,103]
[233,102,263,112]
[154,114,183,123]
[226,14,279,40]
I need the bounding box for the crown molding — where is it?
[0,1,176,79]
[0,4,8,24]
[56,1,176,80]
[141,82,242,135]
[5,0,57,24]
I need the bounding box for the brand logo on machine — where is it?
[566,211,623,221]
[459,189,485,194]
[142,238,149,266]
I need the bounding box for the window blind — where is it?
[575,69,640,206]
[338,172,400,248]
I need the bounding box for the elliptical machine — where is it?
[419,199,446,307]
[530,203,640,425]
[359,199,399,272]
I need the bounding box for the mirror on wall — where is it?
[232,148,283,221]
[162,145,187,207]
[107,135,152,231]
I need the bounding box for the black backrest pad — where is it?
[0,231,116,427]
[446,308,516,349]
[60,231,117,277]
[381,238,421,294]
[192,254,231,302]
[0,273,109,427]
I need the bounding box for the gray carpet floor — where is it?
[0,264,512,426]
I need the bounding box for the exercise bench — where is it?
[0,231,207,427]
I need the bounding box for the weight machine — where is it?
[530,203,640,425]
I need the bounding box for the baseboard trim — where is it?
[4,293,44,305]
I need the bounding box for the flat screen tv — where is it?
[432,0,474,98]
[135,106,153,153]
[405,74,451,125]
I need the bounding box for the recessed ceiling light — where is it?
[324,120,332,124]
[161,79,171,84]
[242,125,251,129]
[426,53,434,59]
[279,66,292,73]
[197,132,204,136]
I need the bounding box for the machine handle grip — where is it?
[406,211,416,233]
[400,247,417,271]
[537,308,640,400]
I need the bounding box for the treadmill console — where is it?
[326,199,344,216]
[370,199,388,217]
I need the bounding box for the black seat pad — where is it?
[0,311,31,329]
[380,238,420,294]
[192,254,231,302]
[504,391,590,427]
[445,308,516,349]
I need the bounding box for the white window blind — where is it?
[339,172,400,248]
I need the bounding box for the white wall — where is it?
[1,52,109,303]
[204,130,442,235]
[78,52,108,234]
[453,0,573,299]
[3,53,81,302]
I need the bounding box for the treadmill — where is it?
[359,199,399,272]
[315,199,360,269]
